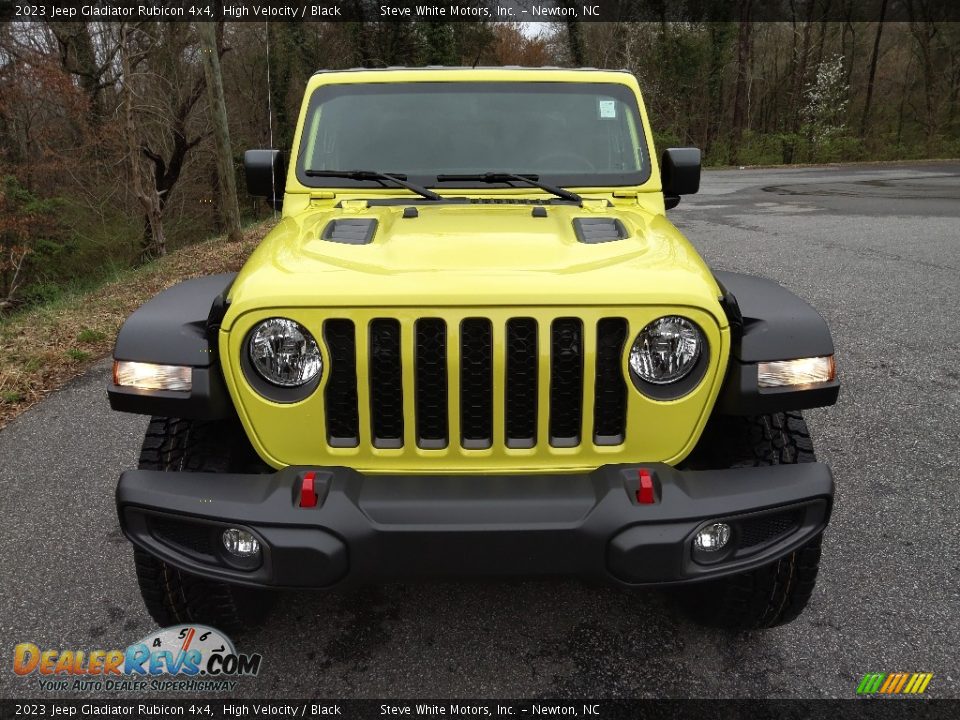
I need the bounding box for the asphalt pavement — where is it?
[1,162,958,700]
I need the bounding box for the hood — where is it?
[223,201,725,328]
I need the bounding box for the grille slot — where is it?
[460,319,493,449]
[739,510,804,549]
[323,320,359,447]
[505,318,538,448]
[149,517,215,558]
[593,318,628,445]
[369,319,404,448]
[549,318,584,447]
[415,318,449,449]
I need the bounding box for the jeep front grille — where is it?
[322,314,631,452]
[228,306,725,472]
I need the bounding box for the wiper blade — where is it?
[305,169,441,201]
[435,172,582,204]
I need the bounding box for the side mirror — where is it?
[660,147,701,210]
[244,149,286,210]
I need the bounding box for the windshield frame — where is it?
[294,81,653,191]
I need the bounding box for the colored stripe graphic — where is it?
[857,674,886,694]
[858,673,932,695]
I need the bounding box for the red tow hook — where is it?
[300,471,318,508]
[636,469,656,504]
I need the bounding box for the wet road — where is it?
[1,162,958,700]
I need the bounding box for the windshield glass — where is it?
[296,81,650,189]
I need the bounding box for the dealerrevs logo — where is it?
[13,625,262,692]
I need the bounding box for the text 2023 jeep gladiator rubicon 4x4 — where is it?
[109,68,839,632]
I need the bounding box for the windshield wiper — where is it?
[305,169,441,201]
[435,172,582,204]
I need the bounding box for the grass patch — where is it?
[0,221,273,430]
[77,328,108,344]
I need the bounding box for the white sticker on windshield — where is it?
[599,100,617,119]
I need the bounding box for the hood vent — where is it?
[573,218,628,244]
[322,219,377,245]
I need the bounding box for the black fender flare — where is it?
[713,271,839,415]
[108,273,236,419]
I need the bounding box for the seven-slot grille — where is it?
[323,316,629,451]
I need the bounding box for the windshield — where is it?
[295,81,650,189]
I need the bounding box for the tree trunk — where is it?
[730,0,753,165]
[198,22,242,244]
[564,0,585,66]
[784,0,817,162]
[120,25,166,263]
[860,0,889,137]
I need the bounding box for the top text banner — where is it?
[3,0,953,23]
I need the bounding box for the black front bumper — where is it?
[116,463,833,589]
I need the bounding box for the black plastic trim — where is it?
[572,217,628,244]
[113,274,236,367]
[323,320,360,447]
[593,318,628,445]
[116,461,833,590]
[548,318,584,447]
[714,357,840,415]
[714,271,835,362]
[110,274,236,419]
[369,318,404,448]
[322,218,378,245]
[108,367,232,420]
[712,270,839,414]
[244,149,287,210]
[505,318,538,449]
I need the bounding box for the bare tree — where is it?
[198,22,241,243]
[120,24,166,260]
[730,0,754,164]
[860,1,888,136]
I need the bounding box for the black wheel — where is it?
[677,411,824,630]
[132,416,274,634]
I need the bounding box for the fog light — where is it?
[222,528,260,558]
[694,522,731,552]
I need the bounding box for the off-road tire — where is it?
[677,411,824,630]
[132,417,274,634]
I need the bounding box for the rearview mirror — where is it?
[660,147,701,210]
[244,149,286,210]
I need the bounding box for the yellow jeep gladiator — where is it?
[110,68,839,632]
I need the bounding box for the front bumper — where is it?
[116,463,833,589]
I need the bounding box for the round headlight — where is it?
[248,318,322,387]
[629,316,702,385]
